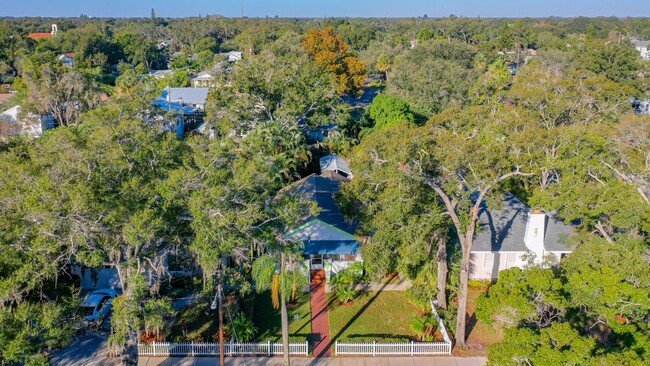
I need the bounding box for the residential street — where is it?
[138,356,487,366]
[50,331,120,366]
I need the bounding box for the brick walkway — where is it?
[310,269,332,358]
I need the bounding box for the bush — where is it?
[406,283,436,310]
[335,284,356,304]
[468,279,491,290]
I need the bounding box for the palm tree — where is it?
[252,250,307,366]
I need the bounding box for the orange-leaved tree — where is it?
[302,27,367,96]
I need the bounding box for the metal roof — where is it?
[472,193,573,253]
[319,154,352,177]
[161,87,209,106]
[303,240,360,255]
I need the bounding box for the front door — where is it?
[310,254,323,270]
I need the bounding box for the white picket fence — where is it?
[137,341,309,357]
[334,341,451,356]
[333,298,453,356]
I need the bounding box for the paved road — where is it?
[50,331,120,366]
[138,357,487,366]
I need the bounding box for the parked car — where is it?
[80,288,117,324]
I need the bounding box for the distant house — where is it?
[285,172,360,279]
[26,32,52,40]
[154,87,209,137]
[191,71,217,88]
[149,69,174,80]
[227,51,243,62]
[632,99,650,115]
[57,53,75,68]
[469,193,574,280]
[632,40,650,60]
[320,153,353,179]
[161,87,209,109]
[0,105,42,138]
[306,123,339,142]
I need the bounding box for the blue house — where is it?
[284,173,361,278]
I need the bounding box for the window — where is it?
[483,253,495,269]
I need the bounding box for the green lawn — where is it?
[253,291,312,342]
[328,291,422,343]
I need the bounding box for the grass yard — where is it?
[328,291,423,343]
[253,291,312,342]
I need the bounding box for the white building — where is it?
[632,41,650,60]
[469,193,574,280]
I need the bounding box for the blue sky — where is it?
[0,0,648,18]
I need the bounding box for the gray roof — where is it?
[162,88,209,106]
[320,153,352,177]
[290,174,357,234]
[472,193,573,253]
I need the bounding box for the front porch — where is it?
[305,254,361,283]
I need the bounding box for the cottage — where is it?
[191,71,217,88]
[226,51,243,62]
[320,153,353,179]
[57,53,75,68]
[161,87,209,109]
[149,69,174,80]
[154,87,209,137]
[284,172,360,279]
[469,193,574,280]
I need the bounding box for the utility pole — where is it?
[218,284,225,366]
[241,0,244,17]
[211,283,225,365]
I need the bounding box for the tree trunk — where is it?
[280,253,290,366]
[455,247,471,347]
[436,238,448,309]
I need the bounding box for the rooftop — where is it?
[472,193,573,253]
[161,87,209,106]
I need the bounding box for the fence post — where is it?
[305,340,309,356]
[191,341,194,356]
[268,341,271,356]
[411,341,414,356]
[372,341,376,357]
[334,341,337,356]
[152,341,156,356]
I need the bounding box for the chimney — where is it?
[524,209,546,263]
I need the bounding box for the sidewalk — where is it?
[138,356,487,366]
[310,269,332,357]
[324,281,412,293]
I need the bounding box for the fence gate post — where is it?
[373,341,376,357]
[410,341,414,356]
[305,341,309,356]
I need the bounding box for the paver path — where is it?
[310,269,332,358]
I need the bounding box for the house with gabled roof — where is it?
[469,193,574,280]
[320,153,353,179]
[284,172,361,278]
[191,71,217,88]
